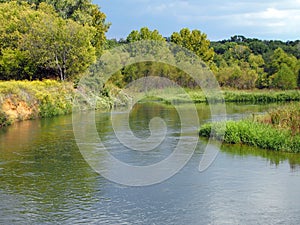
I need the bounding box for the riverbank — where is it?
[199,103,300,153]
[1,80,300,129]
[176,89,300,103]
[0,80,73,127]
[0,80,124,128]
[142,88,300,104]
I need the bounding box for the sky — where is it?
[94,0,300,41]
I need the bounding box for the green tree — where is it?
[1,0,109,57]
[269,48,297,73]
[0,2,96,80]
[170,28,215,64]
[269,48,298,89]
[126,27,165,42]
[23,3,96,80]
[271,64,297,89]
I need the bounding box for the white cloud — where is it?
[232,7,300,36]
[146,1,300,38]
[98,0,300,40]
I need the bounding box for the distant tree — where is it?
[267,48,298,89]
[230,35,246,43]
[248,40,268,55]
[126,27,165,42]
[170,28,215,64]
[271,64,297,89]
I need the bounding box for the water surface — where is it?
[1,102,300,224]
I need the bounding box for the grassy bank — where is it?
[188,89,300,103]
[0,80,75,127]
[199,103,300,153]
[147,89,300,104]
[0,80,132,128]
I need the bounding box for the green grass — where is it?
[199,102,300,154]
[199,120,300,153]
[140,88,300,104]
[188,89,300,103]
[222,89,300,103]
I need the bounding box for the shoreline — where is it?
[199,103,300,153]
[1,80,300,129]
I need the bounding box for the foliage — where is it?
[126,27,165,42]
[109,30,300,90]
[0,80,74,122]
[0,0,109,56]
[0,110,11,128]
[211,37,300,89]
[170,28,215,65]
[0,1,107,80]
[256,102,300,135]
[199,119,300,153]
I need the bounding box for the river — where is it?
[1,102,300,224]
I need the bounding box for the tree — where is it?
[170,28,215,64]
[0,2,97,80]
[1,0,109,57]
[268,48,298,89]
[23,3,96,80]
[126,27,165,42]
[271,64,297,89]
[269,48,298,75]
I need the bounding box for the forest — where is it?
[0,0,300,90]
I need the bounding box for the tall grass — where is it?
[256,102,300,135]
[199,120,300,153]
[223,90,300,103]
[145,89,300,104]
[199,102,300,152]
[188,89,300,103]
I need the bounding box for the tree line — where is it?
[107,30,300,90]
[0,1,299,90]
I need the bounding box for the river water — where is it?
[1,102,300,224]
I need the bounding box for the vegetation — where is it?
[0,79,133,127]
[0,80,74,127]
[0,1,300,128]
[0,0,108,81]
[141,88,300,104]
[256,103,300,135]
[211,36,300,90]
[107,32,300,90]
[199,103,300,152]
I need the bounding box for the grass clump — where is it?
[257,102,300,135]
[199,109,300,153]
[200,102,300,152]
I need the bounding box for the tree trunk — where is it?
[55,54,63,80]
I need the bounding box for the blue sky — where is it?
[94,0,300,41]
